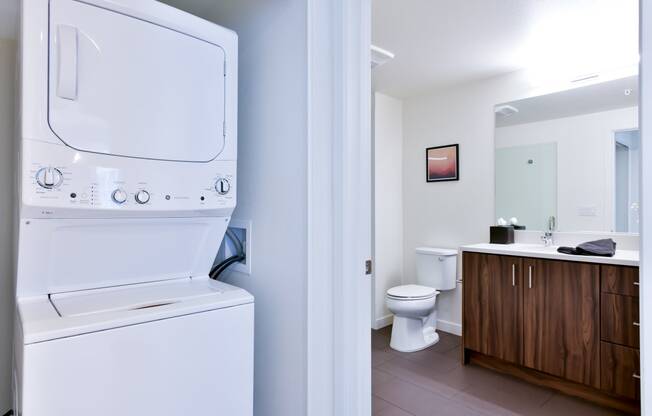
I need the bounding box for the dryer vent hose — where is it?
[210,228,246,280]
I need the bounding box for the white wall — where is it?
[496,107,639,233]
[402,71,535,335]
[372,93,403,328]
[160,2,309,415]
[0,39,16,413]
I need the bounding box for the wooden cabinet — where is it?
[600,265,641,403]
[601,293,640,348]
[463,252,640,413]
[522,258,600,388]
[602,265,639,297]
[463,252,523,364]
[601,342,640,400]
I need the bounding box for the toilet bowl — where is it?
[386,285,439,352]
[385,247,457,353]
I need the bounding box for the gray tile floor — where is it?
[372,326,627,416]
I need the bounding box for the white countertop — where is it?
[460,243,639,267]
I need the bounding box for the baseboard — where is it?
[374,314,393,329]
[437,319,462,336]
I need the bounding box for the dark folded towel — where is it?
[557,239,616,257]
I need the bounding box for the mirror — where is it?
[494,76,639,234]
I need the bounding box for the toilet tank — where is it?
[415,247,458,290]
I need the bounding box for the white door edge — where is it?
[639,0,651,414]
[306,0,372,415]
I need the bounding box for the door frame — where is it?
[306,0,372,415]
[640,0,651,414]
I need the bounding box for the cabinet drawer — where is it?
[601,266,639,297]
[601,293,639,348]
[601,342,640,400]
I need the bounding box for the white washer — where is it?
[13,1,251,415]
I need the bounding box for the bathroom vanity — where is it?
[461,244,640,414]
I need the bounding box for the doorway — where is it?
[369,1,641,415]
[614,129,641,233]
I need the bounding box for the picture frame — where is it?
[426,144,459,182]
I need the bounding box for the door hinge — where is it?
[365,259,373,275]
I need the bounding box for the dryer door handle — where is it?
[57,25,78,100]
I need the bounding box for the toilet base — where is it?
[389,314,440,353]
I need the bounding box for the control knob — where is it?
[36,167,63,189]
[135,190,150,204]
[215,178,231,195]
[112,189,128,204]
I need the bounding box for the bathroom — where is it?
[371,1,643,415]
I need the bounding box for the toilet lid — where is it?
[387,285,438,300]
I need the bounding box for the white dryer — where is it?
[13,1,252,415]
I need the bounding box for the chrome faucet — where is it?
[541,216,556,247]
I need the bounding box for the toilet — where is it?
[386,247,458,352]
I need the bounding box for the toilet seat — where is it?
[386,284,438,300]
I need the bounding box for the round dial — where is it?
[135,190,150,204]
[112,189,128,204]
[36,167,64,189]
[215,178,231,195]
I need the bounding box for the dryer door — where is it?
[48,0,226,162]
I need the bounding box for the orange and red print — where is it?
[426,144,459,182]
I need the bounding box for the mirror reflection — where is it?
[494,76,639,234]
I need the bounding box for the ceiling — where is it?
[372,0,639,98]
[0,0,18,39]
[496,76,638,127]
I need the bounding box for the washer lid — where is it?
[48,0,226,162]
[387,284,438,299]
[50,278,224,318]
[20,278,254,344]
[415,247,458,256]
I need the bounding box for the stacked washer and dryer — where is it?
[13,1,253,415]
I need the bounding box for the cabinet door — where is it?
[601,293,640,348]
[601,342,641,400]
[464,252,523,364]
[601,265,639,297]
[523,259,600,388]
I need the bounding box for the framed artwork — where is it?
[426,144,459,182]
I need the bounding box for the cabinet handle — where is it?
[633,373,641,380]
[634,281,640,286]
[528,266,533,289]
[633,322,640,327]
[512,264,516,287]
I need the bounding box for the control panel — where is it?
[21,141,236,218]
